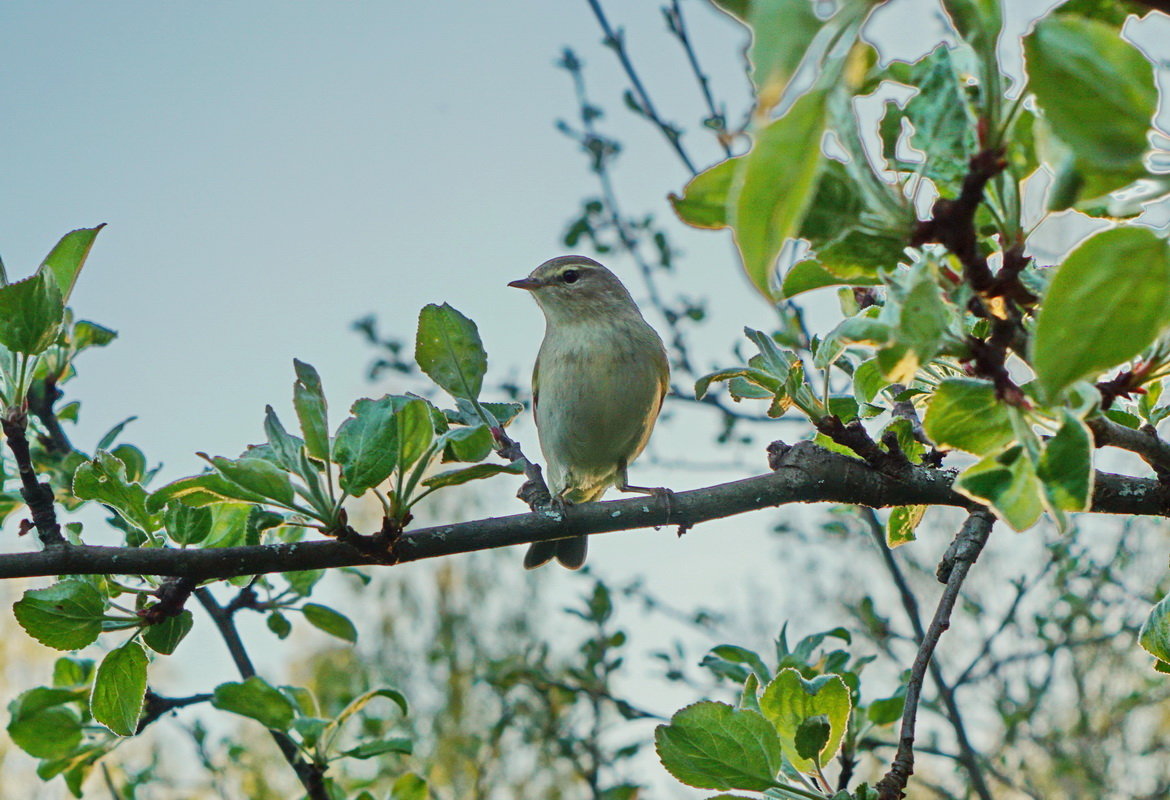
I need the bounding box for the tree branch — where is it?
[1,409,67,548]
[196,588,329,800]
[876,510,996,800]
[1088,416,1170,480]
[0,442,1166,581]
[137,689,213,733]
[862,509,993,800]
[585,0,698,175]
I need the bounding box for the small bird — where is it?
[509,255,670,569]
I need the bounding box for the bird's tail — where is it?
[523,536,587,570]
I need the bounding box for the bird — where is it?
[508,255,670,569]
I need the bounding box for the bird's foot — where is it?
[617,483,677,523]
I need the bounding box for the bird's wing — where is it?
[531,350,541,414]
[655,346,670,416]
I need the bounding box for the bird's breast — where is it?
[534,321,666,491]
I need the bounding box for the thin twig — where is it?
[664,0,734,158]
[137,689,214,733]
[196,588,329,800]
[875,509,996,800]
[585,0,698,174]
[862,509,993,800]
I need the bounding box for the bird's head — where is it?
[508,255,640,324]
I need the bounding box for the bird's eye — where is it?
[561,269,580,284]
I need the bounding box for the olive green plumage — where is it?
[509,255,670,569]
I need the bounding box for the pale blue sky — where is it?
[0,2,754,473]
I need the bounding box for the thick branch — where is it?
[0,442,1166,581]
[876,510,996,800]
[196,588,328,800]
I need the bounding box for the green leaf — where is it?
[212,676,296,731]
[201,503,255,548]
[439,423,494,462]
[759,668,851,773]
[1140,593,1170,665]
[886,506,926,547]
[334,395,433,495]
[163,503,213,545]
[341,738,414,759]
[7,687,84,758]
[746,0,823,115]
[73,451,157,533]
[941,0,1002,61]
[781,257,883,299]
[0,270,65,355]
[793,714,831,763]
[293,359,330,461]
[202,455,296,508]
[1032,227,1170,398]
[91,641,148,736]
[390,773,429,800]
[268,611,292,639]
[654,701,783,791]
[923,378,1014,455]
[302,603,358,643]
[263,405,307,473]
[866,693,905,725]
[147,472,269,511]
[880,45,978,195]
[40,225,105,302]
[53,656,95,688]
[953,445,1044,531]
[415,303,487,401]
[695,368,782,402]
[1037,411,1093,513]
[421,462,522,491]
[703,645,773,685]
[142,610,194,655]
[670,157,740,229]
[1025,17,1155,176]
[893,263,951,362]
[730,89,828,298]
[71,319,117,351]
[13,580,105,651]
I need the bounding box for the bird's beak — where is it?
[508,277,544,291]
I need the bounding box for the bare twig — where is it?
[876,509,996,800]
[196,588,329,800]
[664,0,734,158]
[585,0,698,174]
[862,509,993,800]
[137,689,214,733]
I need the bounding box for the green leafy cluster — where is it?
[0,226,116,526]
[147,304,522,532]
[657,625,897,800]
[1,232,527,795]
[685,1,1170,540]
